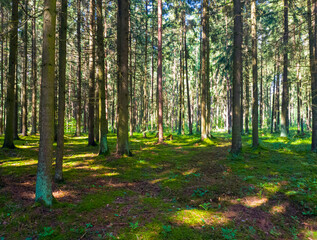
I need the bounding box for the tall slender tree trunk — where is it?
[142,0,148,134]
[185,25,192,135]
[35,0,56,206]
[129,11,133,137]
[206,9,211,137]
[76,0,82,136]
[0,6,4,135]
[97,0,109,155]
[55,0,67,182]
[201,0,207,141]
[281,0,289,137]
[251,0,259,147]
[3,0,18,148]
[21,0,28,136]
[231,0,242,153]
[117,0,131,154]
[308,0,317,150]
[259,54,263,129]
[244,20,250,134]
[88,0,96,146]
[157,0,163,143]
[31,0,37,135]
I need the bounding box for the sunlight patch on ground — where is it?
[64,153,97,159]
[270,204,287,214]
[242,196,268,208]
[182,168,199,176]
[171,209,228,227]
[53,189,75,200]
[2,159,37,167]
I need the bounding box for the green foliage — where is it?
[221,228,237,240]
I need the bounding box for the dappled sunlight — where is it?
[242,196,268,208]
[170,209,229,228]
[64,153,98,160]
[270,204,287,214]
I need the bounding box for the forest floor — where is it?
[0,130,317,239]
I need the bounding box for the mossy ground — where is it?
[0,130,317,239]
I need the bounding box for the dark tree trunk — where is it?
[251,0,259,147]
[117,0,131,154]
[31,0,37,135]
[201,0,207,141]
[281,0,289,137]
[157,0,163,143]
[231,0,242,153]
[55,0,67,182]
[76,0,82,136]
[21,0,28,136]
[3,0,18,149]
[0,6,4,135]
[97,0,109,155]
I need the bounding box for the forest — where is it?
[1,0,317,239]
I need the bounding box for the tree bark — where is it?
[88,0,96,146]
[21,0,28,136]
[76,0,82,136]
[55,0,67,182]
[251,0,259,147]
[31,0,38,135]
[117,0,131,154]
[35,0,56,206]
[201,0,207,141]
[97,0,109,155]
[157,0,163,143]
[3,0,18,149]
[281,0,289,137]
[231,0,242,153]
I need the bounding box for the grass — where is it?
[0,130,317,239]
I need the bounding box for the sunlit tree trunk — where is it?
[35,0,56,206]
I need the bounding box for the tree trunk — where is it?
[157,0,163,143]
[3,0,18,148]
[0,6,4,135]
[31,0,37,135]
[244,20,250,134]
[35,0,56,206]
[201,0,207,141]
[308,0,317,150]
[55,0,67,182]
[117,0,131,154]
[88,0,96,146]
[251,0,259,147]
[76,0,81,136]
[185,25,192,135]
[231,0,242,153]
[21,0,28,136]
[281,0,289,137]
[97,0,109,155]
